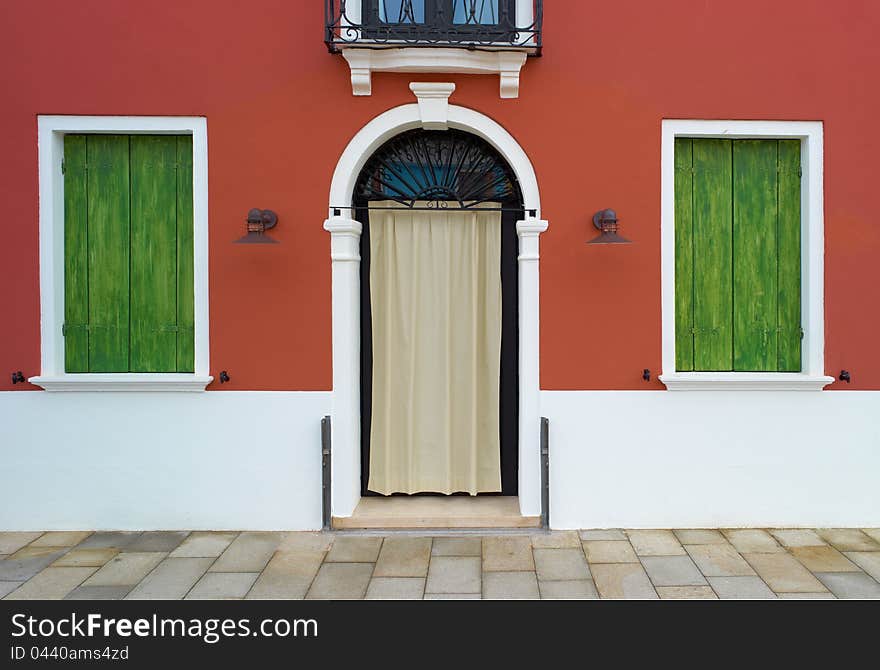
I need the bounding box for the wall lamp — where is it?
[235,208,279,244]
[587,208,631,245]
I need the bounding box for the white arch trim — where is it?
[324,95,548,521]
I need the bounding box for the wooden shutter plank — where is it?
[86,135,130,372]
[63,135,90,372]
[777,140,802,371]
[176,136,195,372]
[692,139,733,370]
[733,140,778,371]
[130,135,179,372]
[674,138,695,371]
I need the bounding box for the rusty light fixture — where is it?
[235,208,279,244]
[587,208,631,245]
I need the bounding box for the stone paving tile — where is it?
[306,563,374,599]
[641,556,707,587]
[10,545,69,560]
[0,532,43,554]
[626,530,686,556]
[743,553,827,593]
[673,529,727,545]
[0,582,21,598]
[790,546,859,573]
[425,557,481,594]
[814,572,880,599]
[77,532,143,550]
[325,536,383,563]
[722,529,784,554]
[591,563,657,599]
[483,571,539,599]
[770,529,826,548]
[530,531,580,549]
[82,552,166,587]
[170,532,238,558]
[707,577,776,599]
[431,537,481,556]
[538,579,599,599]
[685,544,755,577]
[366,577,425,600]
[247,550,325,600]
[5,567,96,600]
[777,592,836,600]
[210,532,280,573]
[66,586,133,600]
[125,532,189,553]
[374,537,431,577]
[126,557,214,600]
[53,548,119,568]
[657,586,718,600]
[579,530,626,541]
[582,540,638,564]
[423,593,481,600]
[863,529,880,544]
[278,532,333,553]
[186,572,259,600]
[0,548,67,582]
[534,548,591,581]
[30,532,92,548]
[816,528,880,552]
[482,536,534,571]
[843,552,880,581]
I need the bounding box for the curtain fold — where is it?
[367,201,502,495]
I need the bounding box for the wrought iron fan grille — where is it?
[354,128,521,209]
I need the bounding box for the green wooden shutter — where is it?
[63,136,90,372]
[130,136,179,372]
[176,136,195,373]
[87,135,131,372]
[733,140,779,371]
[63,134,195,373]
[674,138,802,373]
[674,138,695,371]
[692,139,733,371]
[776,140,802,371]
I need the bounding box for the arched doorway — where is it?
[353,128,523,496]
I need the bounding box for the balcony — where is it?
[325,1,543,98]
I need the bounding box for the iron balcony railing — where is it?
[325,1,542,54]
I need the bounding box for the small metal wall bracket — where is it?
[11,371,25,384]
[642,369,651,382]
[540,417,550,529]
[218,370,230,384]
[839,370,851,383]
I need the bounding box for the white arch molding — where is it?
[324,85,548,520]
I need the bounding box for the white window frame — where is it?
[29,116,212,392]
[659,119,834,391]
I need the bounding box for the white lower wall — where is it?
[0,391,330,531]
[542,390,880,529]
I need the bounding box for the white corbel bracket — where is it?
[341,47,528,98]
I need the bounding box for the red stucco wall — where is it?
[2,1,878,391]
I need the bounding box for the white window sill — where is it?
[28,374,213,392]
[658,373,835,391]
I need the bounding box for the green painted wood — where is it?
[63,135,90,372]
[733,140,778,371]
[674,138,695,371]
[692,139,733,370]
[776,139,802,371]
[86,135,130,372]
[176,136,195,372]
[129,136,179,372]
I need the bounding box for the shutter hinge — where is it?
[61,159,65,175]
[798,166,802,178]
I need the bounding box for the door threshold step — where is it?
[333,495,541,530]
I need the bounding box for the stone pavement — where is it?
[2,528,879,600]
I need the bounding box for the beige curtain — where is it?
[367,200,503,495]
